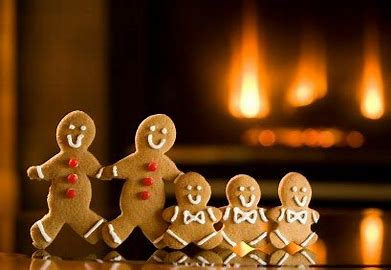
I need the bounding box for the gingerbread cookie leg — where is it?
[163,229,191,250]
[248,231,268,248]
[299,232,318,248]
[139,217,168,249]
[102,215,136,248]
[269,229,290,249]
[196,229,223,250]
[220,231,240,249]
[30,214,64,249]
[70,210,105,245]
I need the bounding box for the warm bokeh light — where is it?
[228,0,269,118]
[287,31,327,107]
[360,25,385,120]
[309,239,327,264]
[346,131,365,148]
[360,209,384,265]
[258,129,276,146]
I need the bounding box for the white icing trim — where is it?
[249,186,255,191]
[111,255,123,262]
[277,208,286,221]
[171,206,179,222]
[147,134,166,150]
[233,207,257,224]
[196,185,202,191]
[166,229,188,246]
[149,125,156,131]
[108,224,122,244]
[248,231,267,246]
[187,194,201,205]
[223,253,237,265]
[84,219,104,238]
[152,255,163,263]
[173,172,184,183]
[197,231,218,246]
[239,186,245,191]
[67,134,84,148]
[207,207,217,222]
[300,232,315,247]
[291,186,298,192]
[259,208,269,222]
[161,128,168,134]
[239,194,256,208]
[35,220,52,243]
[300,250,315,265]
[196,256,210,264]
[312,211,319,223]
[274,229,289,245]
[294,195,308,207]
[286,209,308,224]
[277,252,289,266]
[96,167,104,179]
[221,231,237,247]
[80,125,87,131]
[40,260,52,270]
[112,165,118,177]
[36,166,44,179]
[249,253,267,266]
[152,233,164,244]
[301,187,307,192]
[186,185,192,190]
[223,207,231,221]
[69,124,75,130]
[177,255,188,264]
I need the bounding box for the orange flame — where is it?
[228,1,269,118]
[287,31,327,107]
[360,209,384,264]
[360,25,385,120]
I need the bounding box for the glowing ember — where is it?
[228,1,269,118]
[360,25,385,120]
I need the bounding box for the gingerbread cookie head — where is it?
[56,110,96,151]
[135,114,176,153]
[226,174,261,209]
[278,172,312,209]
[174,172,211,208]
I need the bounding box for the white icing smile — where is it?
[67,134,84,148]
[187,194,201,205]
[147,134,166,150]
[293,195,308,207]
[239,194,256,208]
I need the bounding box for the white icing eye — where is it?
[161,128,168,134]
[80,125,87,131]
[239,186,245,192]
[291,186,298,192]
[301,187,307,192]
[69,124,75,130]
[150,125,156,132]
[196,185,202,191]
[249,186,255,191]
[186,185,192,190]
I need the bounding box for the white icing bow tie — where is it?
[233,207,257,224]
[286,209,307,224]
[183,210,205,224]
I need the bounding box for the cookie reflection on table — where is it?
[217,248,268,267]
[146,249,222,266]
[269,248,316,267]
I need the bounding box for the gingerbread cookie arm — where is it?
[162,206,179,223]
[83,152,105,179]
[311,209,320,224]
[97,155,132,180]
[162,156,182,182]
[207,207,222,223]
[27,154,60,181]
[267,206,283,222]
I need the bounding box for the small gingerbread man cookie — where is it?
[27,111,106,249]
[100,114,182,248]
[268,172,319,249]
[162,172,223,250]
[219,174,269,249]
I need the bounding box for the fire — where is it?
[360,209,384,264]
[287,31,327,107]
[360,25,384,120]
[228,1,269,118]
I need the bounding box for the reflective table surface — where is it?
[3,208,391,269]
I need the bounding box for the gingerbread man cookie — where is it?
[162,172,223,250]
[219,174,269,249]
[27,111,106,249]
[100,114,182,248]
[268,172,319,249]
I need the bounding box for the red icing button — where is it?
[68,158,78,168]
[143,177,154,186]
[139,191,151,200]
[67,174,78,184]
[147,162,158,172]
[66,188,76,198]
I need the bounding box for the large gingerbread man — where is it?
[100,114,182,248]
[27,111,106,249]
[268,172,319,249]
[162,172,223,250]
[219,174,269,249]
